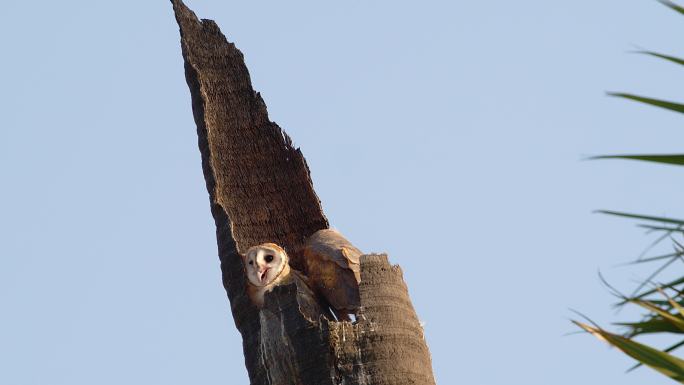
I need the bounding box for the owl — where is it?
[302,229,363,321]
[242,243,308,308]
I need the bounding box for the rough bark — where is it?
[171,1,436,384]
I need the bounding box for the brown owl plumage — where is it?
[302,229,363,320]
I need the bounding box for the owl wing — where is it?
[303,229,363,314]
[340,246,361,282]
[305,229,362,279]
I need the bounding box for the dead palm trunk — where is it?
[171,1,437,384]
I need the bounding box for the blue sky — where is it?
[2,1,684,384]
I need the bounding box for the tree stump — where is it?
[171,1,436,384]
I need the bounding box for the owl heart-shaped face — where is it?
[243,243,288,287]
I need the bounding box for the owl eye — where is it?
[264,254,274,263]
[248,260,254,265]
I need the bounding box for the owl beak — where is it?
[258,268,270,282]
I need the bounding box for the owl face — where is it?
[243,243,288,287]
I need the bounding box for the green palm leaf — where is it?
[659,0,684,16]
[608,93,684,115]
[631,300,684,332]
[595,210,684,226]
[638,50,684,67]
[616,318,684,336]
[616,276,684,305]
[574,321,684,382]
[578,1,684,381]
[591,154,684,166]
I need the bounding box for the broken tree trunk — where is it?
[171,1,436,384]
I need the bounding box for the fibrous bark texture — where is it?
[171,1,436,384]
[331,255,436,385]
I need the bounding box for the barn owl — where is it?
[302,229,363,321]
[242,243,308,308]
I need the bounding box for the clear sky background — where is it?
[2,0,684,384]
